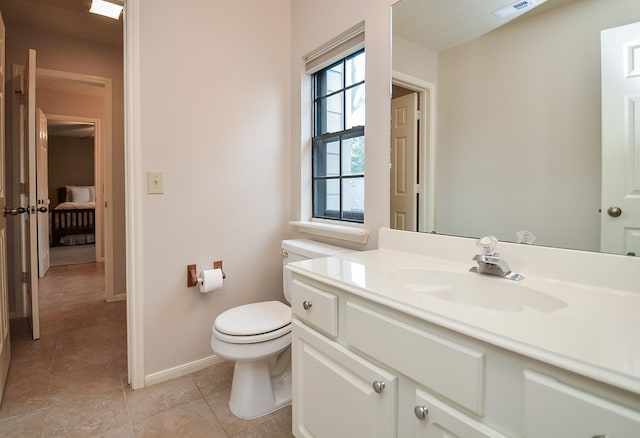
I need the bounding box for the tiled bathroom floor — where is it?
[0,262,294,437]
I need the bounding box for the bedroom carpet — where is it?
[49,244,96,266]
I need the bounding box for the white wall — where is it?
[392,34,438,84]
[138,0,291,375]
[290,0,395,250]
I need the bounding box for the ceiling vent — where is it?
[493,0,546,19]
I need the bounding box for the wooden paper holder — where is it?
[187,261,226,288]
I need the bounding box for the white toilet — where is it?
[210,239,351,419]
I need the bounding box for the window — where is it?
[312,49,365,223]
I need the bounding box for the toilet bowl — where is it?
[210,239,351,419]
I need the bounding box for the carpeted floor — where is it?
[49,244,96,266]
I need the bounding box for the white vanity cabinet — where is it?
[291,276,506,438]
[292,319,397,438]
[523,371,640,437]
[289,273,640,438]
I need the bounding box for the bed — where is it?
[50,185,96,247]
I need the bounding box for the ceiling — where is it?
[392,0,576,52]
[0,0,123,46]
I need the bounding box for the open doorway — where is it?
[47,116,100,267]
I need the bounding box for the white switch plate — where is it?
[147,171,164,194]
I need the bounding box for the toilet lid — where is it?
[214,301,291,336]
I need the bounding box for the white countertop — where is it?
[287,247,640,396]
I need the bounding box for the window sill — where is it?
[290,221,370,245]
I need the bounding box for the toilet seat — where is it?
[214,301,291,344]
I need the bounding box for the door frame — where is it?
[9,66,115,314]
[46,113,103,264]
[124,0,144,389]
[391,71,435,233]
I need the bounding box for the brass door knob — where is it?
[607,206,622,217]
[3,207,27,217]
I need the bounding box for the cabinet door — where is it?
[292,320,397,438]
[524,371,640,438]
[413,388,507,438]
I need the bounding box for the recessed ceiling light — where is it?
[89,0,123,20]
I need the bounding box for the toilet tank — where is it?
[281,239,352,303]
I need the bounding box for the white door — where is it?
[0,11,11,402]
[391,93,418,231]
[36,109,49,278]
[23,49,40,339]
[601,21,640,256]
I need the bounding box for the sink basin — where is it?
[389,269,567,313]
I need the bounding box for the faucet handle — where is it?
[476,235,498,255]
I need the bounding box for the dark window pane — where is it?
[316,62,344,97]
[342,177,364,220]
[346,51,365,86]
[345,84,365,129]
[313,178,340,220]
[316,93,344,135]
[313,136,340,177]
[342,135,365,176]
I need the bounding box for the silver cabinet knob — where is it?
[414,405,429,420]
[302,300,312,310]
[372,380,385,393]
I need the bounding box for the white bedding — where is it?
[55,201,96,210]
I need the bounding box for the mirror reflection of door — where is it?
[601,21,640,256]
[391,89,419,231]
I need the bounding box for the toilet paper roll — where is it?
[199,268,224,293]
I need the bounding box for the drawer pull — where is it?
[372,380,385,393]
[302,300,313,310]
[414,405,429,420]
[592,435,608,438]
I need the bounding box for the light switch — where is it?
[147,171,164,194]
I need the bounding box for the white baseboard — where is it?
[143,355,224,388]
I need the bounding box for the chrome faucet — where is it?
[470,236,524,281]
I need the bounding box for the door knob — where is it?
[607,206,622,217]
[37,206,48,213]
[3,207,27,217]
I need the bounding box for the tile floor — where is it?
[0,262,294,437]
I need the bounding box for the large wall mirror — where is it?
[391,0,640,256]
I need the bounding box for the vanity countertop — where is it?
[287,247,640,396]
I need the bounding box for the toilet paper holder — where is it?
[187,260,226,287]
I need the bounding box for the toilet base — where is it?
[228,347,292,419]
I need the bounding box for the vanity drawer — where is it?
[414,387,507,437]
[524,371,640,437]
[345,301,485,415]
[291,279,338,337]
